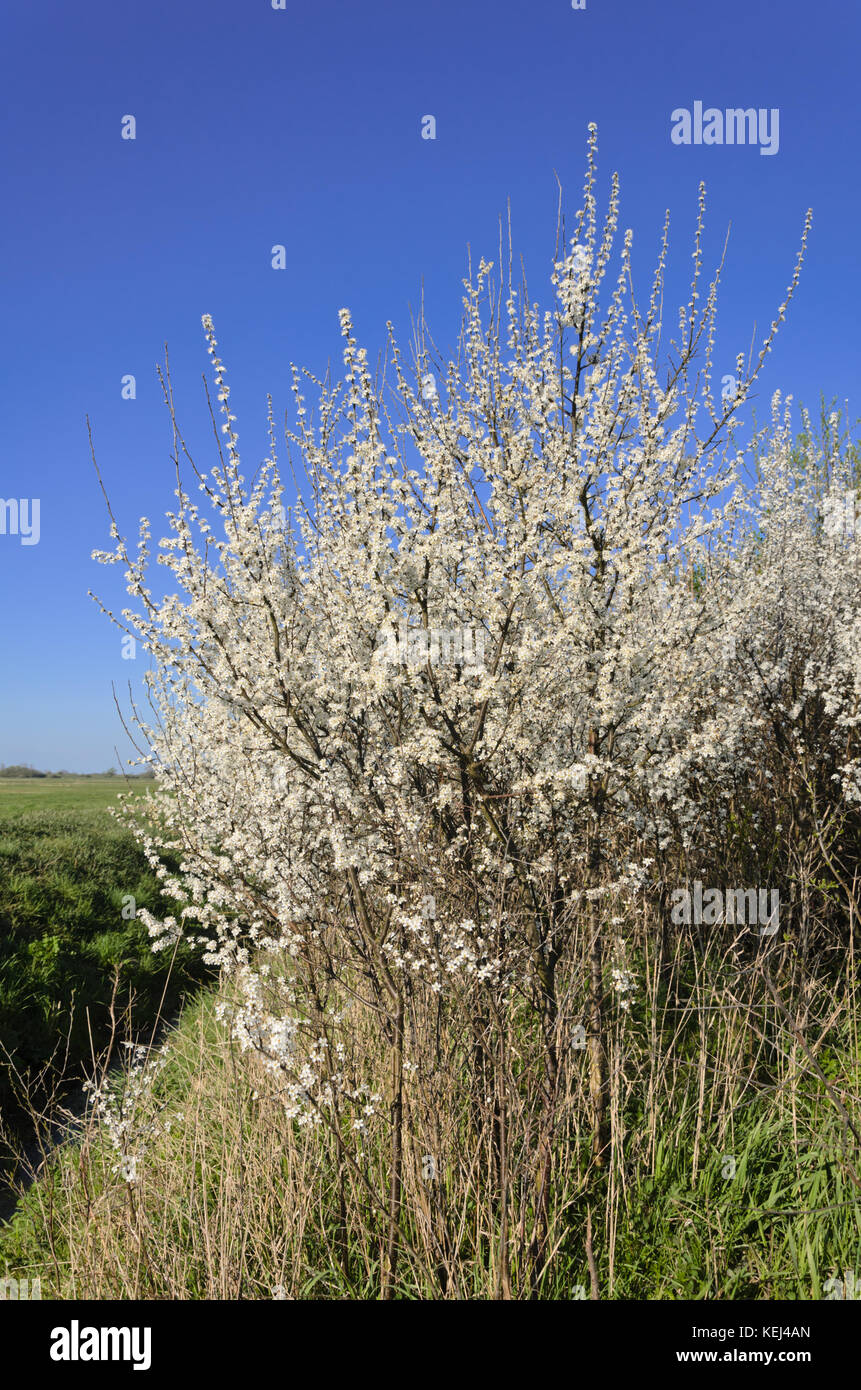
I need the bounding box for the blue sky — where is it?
[1,0,859,772]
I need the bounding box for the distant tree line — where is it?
[0,764,155,779]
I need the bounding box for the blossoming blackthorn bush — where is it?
[88,131,860,1298]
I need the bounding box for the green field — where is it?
[0,777,149,817]
[0,778,212,1180]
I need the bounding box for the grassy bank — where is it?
[0,780,212,1179]
[1,942,859,1299]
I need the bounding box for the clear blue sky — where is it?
[1,0,858,772]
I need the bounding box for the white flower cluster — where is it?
[611,968,636,1012]
[83,1043,170,1184]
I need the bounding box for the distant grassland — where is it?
[0,777,149,816]
[0,779,212,1164]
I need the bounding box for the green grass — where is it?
[0,778,212,1171]
[0,777,147,817]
